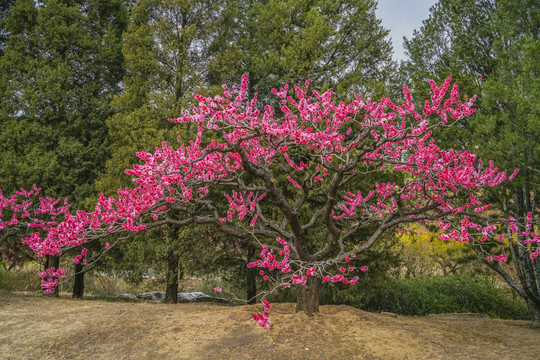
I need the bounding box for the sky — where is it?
[375,0,438,62]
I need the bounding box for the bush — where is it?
[360,275,528,319]
[0,262,11,290]
[0,262,42,292]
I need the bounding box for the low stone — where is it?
[212,297,229,304]
[177,292,229,304]
[152,291,166,300]
[137,292,157,300]
[177,292,211,302]
[131,291,229,303]
[118,293,137,300]
[429,312,488,318]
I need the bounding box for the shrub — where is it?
[360,275,528,319]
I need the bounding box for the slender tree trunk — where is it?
[164,247,179,304]
[247,247,257,304]
[296,276,320,315]
[72,262,84,299]
[44,255,60,297]
[526,299,540,329]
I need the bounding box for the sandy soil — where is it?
[0,291,538,360]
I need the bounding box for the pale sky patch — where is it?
[375,0,438,62]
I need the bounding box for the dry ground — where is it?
[0,291,538,360]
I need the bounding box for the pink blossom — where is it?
[252,311,272,331]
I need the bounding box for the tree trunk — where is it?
[44,255,60,297]
[526,300,540,329]
[296,276,320,315]
[247,247,257,304]
[72,262,84,299]
[164,247,179,304]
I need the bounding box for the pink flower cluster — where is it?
[222,191,266,226]
[252,311,271,331]
[247,238,291,277]
[38,267,66,294]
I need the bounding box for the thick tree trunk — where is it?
[72,262,84,299]
[44,255,60,297]
[296,276,320,315]
[247,247,257,304]
[164,247,179,304]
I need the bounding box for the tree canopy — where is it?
[2,74,537,327]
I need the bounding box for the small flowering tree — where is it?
[1,75,539,327]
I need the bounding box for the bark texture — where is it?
[247,247,257,304]
[72,262,84,299]
[164,247,180,304]
[296,276,320,315]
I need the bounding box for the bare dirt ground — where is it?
[0,291,538,360]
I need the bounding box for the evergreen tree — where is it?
[403,0,540,326]
[0,0,128,297]
[401,0,496,149]
[96,0,217,194]
[207,0,396,102]
[0,0,127,207]
[474,0,540,326]
[0,0,15,56]
[96,0,219,303]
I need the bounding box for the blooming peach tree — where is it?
[1,75,539,328]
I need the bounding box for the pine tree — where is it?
[474,0,540,326]
[207,0,396,102]
[403,0,540,326]
[0,0,15,57]
[401,0,497,149]
[0,0,127,208]
[96,0,219,303]
[0,0,128,297]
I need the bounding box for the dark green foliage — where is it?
[361,275,528,320]
[208,0,396,102]
[0,0,15,56]
[96,0,217,195]
[0,0,128,209]
[473,0,539,184]
[0,0,128,297]
[401,0,496,150]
